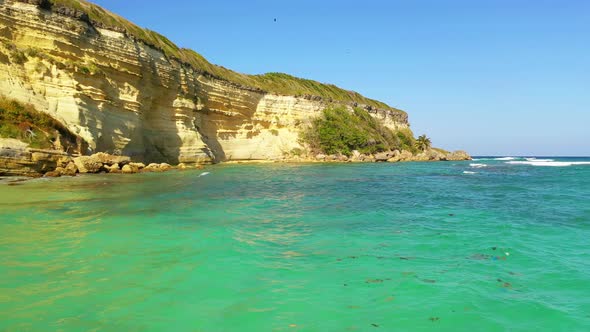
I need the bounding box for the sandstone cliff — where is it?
[0,0,410,167]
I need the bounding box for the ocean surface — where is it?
[1,157,589,331]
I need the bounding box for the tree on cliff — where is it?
[415,135,432,152]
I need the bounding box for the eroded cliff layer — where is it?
[0,0,409,164]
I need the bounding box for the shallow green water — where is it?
[1,158,590,331]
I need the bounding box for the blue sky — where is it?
[92,0,589,156]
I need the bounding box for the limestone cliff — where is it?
[0,0,410,165]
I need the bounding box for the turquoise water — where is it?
[1,158,590,331]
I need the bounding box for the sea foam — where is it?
[525,158,555,162]
[470,163,488,168]
[494,157,517,161]
[507,161,590,167]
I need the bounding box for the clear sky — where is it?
[92,0,589,156]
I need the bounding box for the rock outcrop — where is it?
[0,138,69,176]
[0,0,410,168]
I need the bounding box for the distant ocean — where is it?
[1,158,589,331]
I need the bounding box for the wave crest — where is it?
[507,161,590,167]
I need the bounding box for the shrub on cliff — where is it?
[0,96,80,150]
[396,128,417,153]
[301,106,401,156]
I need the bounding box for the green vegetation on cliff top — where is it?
[39,0,399,111]
[301,106,411,156]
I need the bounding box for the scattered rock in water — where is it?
[44,170,61,177]
[129,162,145,170]
[121,164,136,174]
[371,323,379,327]
[106,164,121,173]
[448,213,455,216]
[63,162,78,176]
[469,253,490,260]
[421,278,437,284]
[366,279,384,284]
[73,155,102,173]
[429,317,440,322]
[144,163,162,172]
[492,247,497,251]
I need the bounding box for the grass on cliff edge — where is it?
[35,0,399,111]
[0,96,78,149]
[301,106,413,156]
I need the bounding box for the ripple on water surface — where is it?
[1,161,590,331]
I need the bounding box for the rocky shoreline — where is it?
[1,138,470,179]
[0,138,202,178]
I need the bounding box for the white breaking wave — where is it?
[494,157,517,161]
[198,172,211,177]
[463,171,477,174]
[470,163,488,168]
[507,161,590,167]
[525,158,555,162]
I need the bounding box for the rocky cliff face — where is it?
[0,0,410,165]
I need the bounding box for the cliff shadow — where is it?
[195,81,265,162]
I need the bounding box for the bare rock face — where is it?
[121,164,137,174]
[447,150,471,161]
[129,162,145,170]
[375,151,396,162]
[73,156,103,174]
[92,153,131,166]
[0,138,68,176]
[159,163,172,171]
[106,164,121,173]
[388,150,414,162]
[63,162,78,176]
